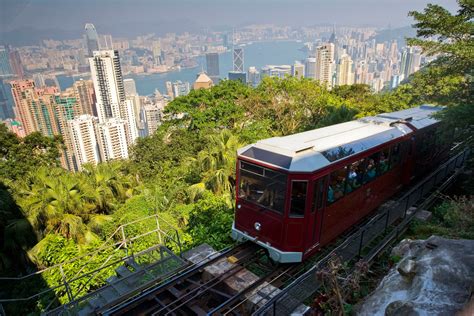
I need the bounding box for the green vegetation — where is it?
[0,1,472,313]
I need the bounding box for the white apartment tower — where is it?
[97,118,129,161]
[336,54,355,86]
[315,43,335,88]
[89,50,137,161]
[89,50,125,122]
[143,104,162,136]
[67,115,101,171]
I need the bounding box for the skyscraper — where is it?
[89,50,125,122]
[96,118,129,161]
[8,51,24,78]
[336,54,355,86]
[89,50,138,158]
[233,48,244,72]
[228,71,246,83]
[0,79,12,119]
[206,53,220,82]
[124,78,137,96]
[172,81,190,98]
[305,58,317,79]
[84,23,100,57]
[11,80,38,135]
[315,43,335,88]
[0,46,12,77]
[143,103,161,136]
[248,67,261,87]
[72,79,96,116]
[67,114,101,171]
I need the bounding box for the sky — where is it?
[0,0,459,41]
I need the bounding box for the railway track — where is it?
[101,148,468,316]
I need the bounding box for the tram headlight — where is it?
[254,222,261,231]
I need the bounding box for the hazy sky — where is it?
[1,0,459,38]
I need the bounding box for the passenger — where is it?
[379,153,389,173]
[327,185,335,203]
[365,159,376,181]
[334,176,345,200]
[348,165,360,190]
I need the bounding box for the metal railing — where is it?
[0,213,184,314]
[254,148,469,315]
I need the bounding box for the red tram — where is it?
[231,105,445,263]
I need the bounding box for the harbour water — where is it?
[58,40,307,96]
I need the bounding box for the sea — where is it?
[57,40,307,96]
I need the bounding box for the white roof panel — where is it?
[238,105,443,173]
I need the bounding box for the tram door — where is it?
[306,177,326,249]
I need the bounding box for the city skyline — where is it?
[1,0,459,45]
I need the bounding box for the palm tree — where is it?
[81,162,135,214]
[190,130,242,201]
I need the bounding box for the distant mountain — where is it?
[373,25,416,46]
[0,27,81,46]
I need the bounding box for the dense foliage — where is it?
[0,1,472,313]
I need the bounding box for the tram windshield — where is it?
[238,161,287,214]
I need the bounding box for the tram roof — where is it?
[238,105,444,173]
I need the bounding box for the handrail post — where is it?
[176,230,183,256]
[121,226,128,256]
[155,215,163,244]
[59,265,74,303]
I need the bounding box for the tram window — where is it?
[346,159,365,193]
[390,143,402,167]
[290,181,307,217]
[328,168,347,204]
[378,148,390,175]
[363,153,379,184]
[311,179,325,212]
[239,163,287,214]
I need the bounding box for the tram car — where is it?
[231,105,446,263]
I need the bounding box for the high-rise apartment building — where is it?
[96,118,129,161]
[124,78,137,96]
[0,46,12,77]
[143,103,161,136]
[84,23,100,57]
[206,53,220,82]
[0,79,12,119]
[315,43,335,88]
[11,80,38,135]
[121,99,139,145]
[72,79,96,116]
[233,48,244,72]
[67,114,101,171]
[89,50,125,122]
[336,54,354,86]
[8,51,24,78]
